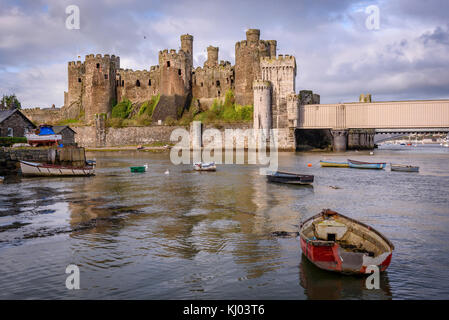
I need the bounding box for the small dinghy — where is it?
[348,159,386,169]
[20,160,95,177]
[300,209,394,274]
[266,171,314,185]
[390,164,419,172]
[320,160,349,168]
[130,164,148,173]
[193,162,216,171]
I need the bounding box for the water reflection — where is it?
[1,147,448,299]
[299,255,392,299]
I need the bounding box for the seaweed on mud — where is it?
[0,222,31,232]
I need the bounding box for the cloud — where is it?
[0,0,448,107]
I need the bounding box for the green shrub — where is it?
[136,114,152,126]
[235,104,253,121]
[223,89,235,109]
[210,99,222,115]
[138,101,149,116]
[106,118,124,128]
[111,98,132,119]
[0,137,27,146]
[137,94,160,119]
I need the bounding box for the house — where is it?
[0,109,36,137]
[52,126,76,146]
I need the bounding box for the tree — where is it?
[0,94,21,110]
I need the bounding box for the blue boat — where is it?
[348,159,386,170]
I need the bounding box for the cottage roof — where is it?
[0,109,36,128]
[52,125,76,134]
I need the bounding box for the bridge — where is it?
[295,99,449,151]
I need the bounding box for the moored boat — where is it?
[266,171,314,185]
[25,125,62,147]
[320,160,349,168]
[390,164,419,172]
[20,160,95,177]
[300,209,394,274]
[348,159,386,169]
[193,162,216,171]
[130,164,148,173]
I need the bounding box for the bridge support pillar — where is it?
[331,129,348,152]
[348,129,375,150]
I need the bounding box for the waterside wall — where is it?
[0,147,87,176]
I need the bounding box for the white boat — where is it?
[20,160,95,177]
[193,162,216,171]
[25,133,62,146]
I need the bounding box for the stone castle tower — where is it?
[259,54,297,129]
[253,80,272,131]
[65,54,120,122]
[235,29,276,106]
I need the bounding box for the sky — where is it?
[0,0,448,108]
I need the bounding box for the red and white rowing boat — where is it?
[300,209,394,274]
[19,160,95,177]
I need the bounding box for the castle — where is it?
[24,29,320,149]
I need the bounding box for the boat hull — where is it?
[300,236,392,274]
[20,161,94,177]
[348,159,386,170]
[391,165,419,172]
[299,210,394,274]
[193,162,216,171]
[130,166,146,173]
[320,161,349,168]
[266,172,314,185]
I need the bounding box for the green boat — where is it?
[130,164,148,173]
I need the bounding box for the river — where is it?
[1,144,448,299]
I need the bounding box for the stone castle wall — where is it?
[192,46,234,99]
[22,108,63,124]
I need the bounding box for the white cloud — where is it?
[0,0,448,107]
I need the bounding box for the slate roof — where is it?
[0,109,16,124]
[0,109,37,128]
[52,126,76,134]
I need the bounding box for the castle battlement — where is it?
[253,80,272,90]
[118,69,152,76]
[261,54,296,64]
[84,53,120,63]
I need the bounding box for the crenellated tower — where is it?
[66,60,84,117]
[82,54,119,122]
[204,46,219,68]
[235,29,276,106]
[260,54,296,129]
[159,34,194,96]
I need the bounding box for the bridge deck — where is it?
[297,99,449,130]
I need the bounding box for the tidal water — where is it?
[0,145,448,299]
